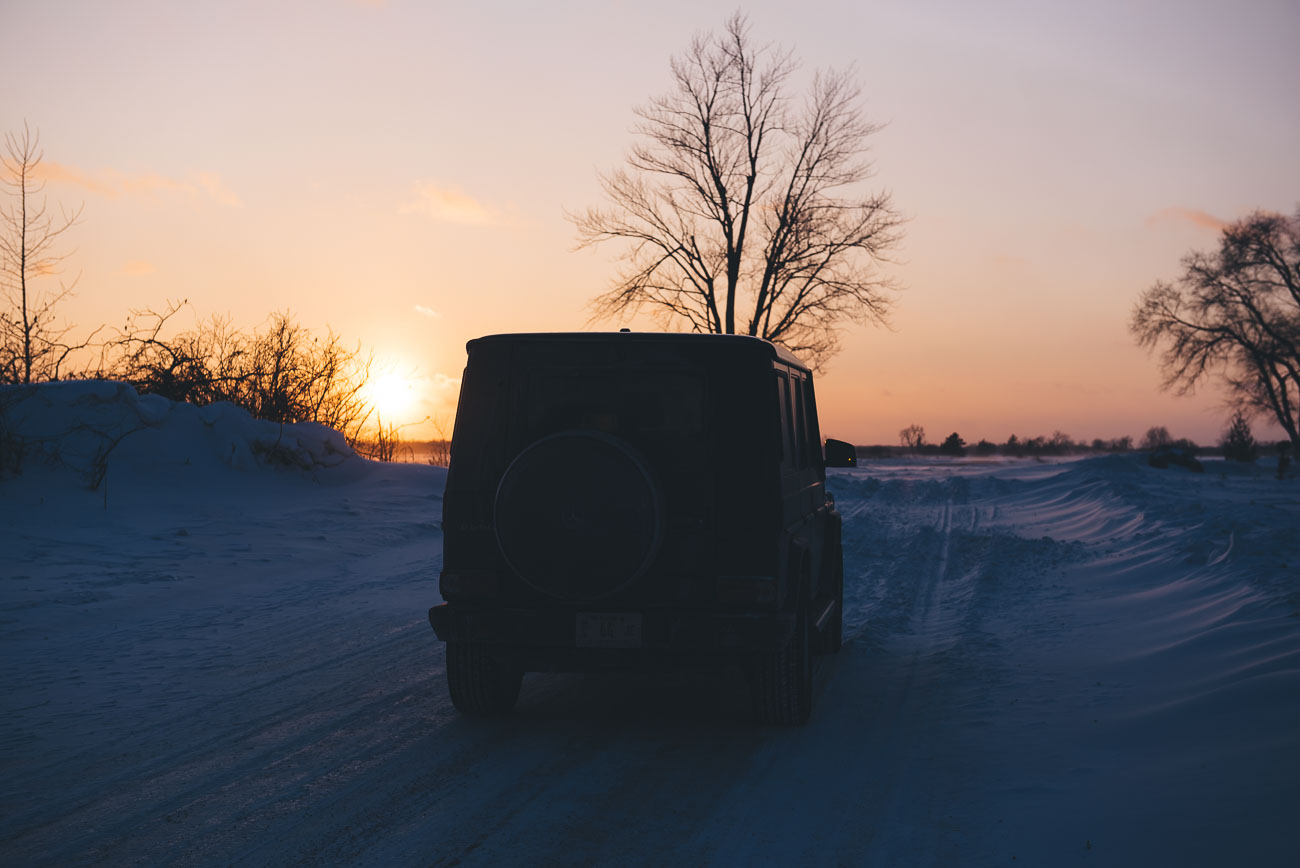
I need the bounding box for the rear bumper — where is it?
[428,603,793,666]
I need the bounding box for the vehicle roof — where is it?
[467,331,811,372]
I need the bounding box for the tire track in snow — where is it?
[848,491,976,866]
[681,484,986,866]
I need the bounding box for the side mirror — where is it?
[824,438,857,468]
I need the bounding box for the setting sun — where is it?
[364,371,419,425]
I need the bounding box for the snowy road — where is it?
[3,445,1299,865]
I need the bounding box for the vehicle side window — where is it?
[793,376,808,467]
[804,377,823,469]
[775,371,792,465]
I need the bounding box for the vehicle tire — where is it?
[753,606,813,726]
[445,642,523,716]
[494,430,662,601]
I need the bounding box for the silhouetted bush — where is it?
[105,307,374,447]
[939,432,965,456]
[1149,446,1203,472]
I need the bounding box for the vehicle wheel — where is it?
[753,607,813,726]
[445,642,523,716]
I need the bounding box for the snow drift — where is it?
[1,380,357,482]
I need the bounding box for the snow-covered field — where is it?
[2,383,1298,866]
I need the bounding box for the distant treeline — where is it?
[880,423,1268,460]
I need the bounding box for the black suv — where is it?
[428,332,854,724]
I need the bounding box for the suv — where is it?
[428,332,855,724]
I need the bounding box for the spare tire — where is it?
[494,430,663,601]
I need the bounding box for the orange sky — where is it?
[3,0,1297,445]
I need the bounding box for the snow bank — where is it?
[0,381,360,490]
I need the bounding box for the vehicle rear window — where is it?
[525,372,705,442]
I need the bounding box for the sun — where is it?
[365,372,418,424]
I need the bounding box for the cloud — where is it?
[116,172,192,198]
[32,161,241,207]
[1147,207,1227,232]
[196,172,242,207]
[122,260,156,276]
[400,182,500,226]
[430,373,461,391]
[29,161,116,196]
[413,304,440,318]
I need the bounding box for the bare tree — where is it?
[1131,208,1300,448]
[899,423,925,449]
[572,13,903,369]
[0,123,88,383]
[1140,426,1173,451]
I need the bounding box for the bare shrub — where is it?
[426,414,452,467]
[104,305,374,446]
[354,417,402,462]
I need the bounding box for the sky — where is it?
[3,0,1298,445]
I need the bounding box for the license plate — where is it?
[576,613,643,648]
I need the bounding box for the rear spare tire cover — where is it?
[494,430,663,600]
